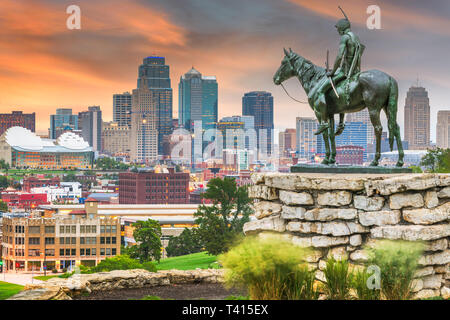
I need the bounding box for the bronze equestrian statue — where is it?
[273,8,404,167]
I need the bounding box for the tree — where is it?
[0,200,8,212]
[194,177,252,255]
[62,173,77,182]
[166,228,203,257]
[0,176,9,189]
[420,148,450,173]
[128,219,162,263]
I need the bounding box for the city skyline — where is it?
[0,0,449,142]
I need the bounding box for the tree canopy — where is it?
[420,148,450,173]
[128,219,163,263]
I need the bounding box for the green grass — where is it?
[0,281,24,300]
[33,275,60,281]
[156,252,218,271]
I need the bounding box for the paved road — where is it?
[0,272,45,286]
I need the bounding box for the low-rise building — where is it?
[31,182,82,203]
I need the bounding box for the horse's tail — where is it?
[386,76,399,151]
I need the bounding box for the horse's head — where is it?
[273,48,297,85]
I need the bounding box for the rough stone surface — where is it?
[389,192,424,209]
[426,239,448,252]
[438,187,450,198]
[353,195,385,211]
[413,289,440,300]
[248,185,278,200]
[365,174,443,196]
[403,203,449,225]
[327,246,348,261]
[287,221,368,236]
[414,267,434,278]
[243,215,286,234]
[422,274,443,289]
[281,206,306,220]
[371,225,450,241]
[349,250,369,262]
[424,191,439,209]
[349,234,362,247]
[441,286,450,299]
[279,190,313,205]
[311,236,349,248]
[317,191,352,206]
[419,250,450,266]
[253,201,282,219]
[359,210,401,226]
[304,208,357,221]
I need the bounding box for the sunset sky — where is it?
[1,0,449,141]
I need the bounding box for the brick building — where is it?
[119,169,189,204]
[0,111,35,136]
[336,145,364,165]
[1,198,121,272]
[23,176,60,192]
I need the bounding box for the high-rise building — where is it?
[296,117,318,161]
[78,106,102,151]
[404,86,430,149]
[436,110,450,149]
[130,83,158,163]
[346,109,375,145]
[242,91,274,155]
[49,109,78,139]
[0,111,35,136]
[113,92,132,127]
[279,128,296,157]
[137,57,173,155]
[220,115,256,151]
[102,121,130,156]
[179,67,218,131]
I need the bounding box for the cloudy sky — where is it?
[0,0,449,141]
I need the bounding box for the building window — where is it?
[80,225,85,233]
[112,248,117,256]
[100,237,105,244]
[60,237,65,245]
[45,249,55,256]
[80,237,85,244]
[111,225,117,234]
[15,237,25,245]
[92,248,96,255]
[91,225,97,233]
[106,225,111,233]
[29,237,40,245]
[45,237,55,245]
[71,237,76,244]
[71,249,76,256]
[28,249,40,257]
[71,226,76,233]
[45,226,55,233]
[106,248,111,256]
[80,249,85,256]
[65,249,70,256]
[100,225,105,233]
[65,226,71,233]
[60,226,65,233]
[60,249,64,256]
[106,237,111,244]
[29,226,40,233]
[111,237,116,244]
[100,248,105,255]
[86,249,90,256]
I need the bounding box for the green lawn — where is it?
[156,252,218,271]
[0,281,24,300]
[33,275,60,281]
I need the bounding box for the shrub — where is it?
[352,267,381,300]
[219,234,319,300]
[142,261,157,272]
[90,255,142,273]
[322,258,353,300]
[62,268,67,273]
[51,268,58,274]
[366,240,425,300]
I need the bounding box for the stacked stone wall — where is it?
[244,173,450,299]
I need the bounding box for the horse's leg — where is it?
[321,129,331,165]
[335,113,345,136]
[369,109,383,166]
[328,115,336,164]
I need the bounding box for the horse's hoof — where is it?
[396,161,404,167]
[321,159,329,165]
[370,161,379,167]
[335,126,345,136]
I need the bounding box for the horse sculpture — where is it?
[273,48,404,167]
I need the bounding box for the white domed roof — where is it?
[56,132,90,150]
[4,127,43,151]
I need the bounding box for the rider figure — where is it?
[309,16,365,135]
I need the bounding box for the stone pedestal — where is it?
[244,173,450,299]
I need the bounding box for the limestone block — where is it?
[349,234,362,246]
[426,239,448,252]
[315,270,326,282]
[365,174,441,196]
[291,236,312,248]
[279,190,313,205]
[370,225,450,241]
[248,185,278,200]
[438,186,450,198]
[413,289,440,300]
[353,195,385,211]
[441,286,450,299]
[243,216,286,235]
[422,274,443,290]
[433,264,449,274]
[250,172,266,185]
[318,259,327,270]
[327,246,348,261]
[349,250,369,262]
[305,249,323,263]
[304,208,357,221]
[359,210,401,226]
[403,202,449,225]
[311,235,349,248]
[424,191,439,208]
[254,201,282,219]
[281,205,306,220]
[389,192,424,209]
[411,279,423,292]
[419,250,450,266]
[317,191,352,206]
[414,266,434,278]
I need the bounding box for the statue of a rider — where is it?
[308,7,365,135]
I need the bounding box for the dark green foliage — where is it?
[352,268,381,300]
[225,295,250,300]
[0,176,9,189]
[0,200,8,212]
[141,295,162,300]
[165,228,203,257]
[322,258,353,300]
[128,219,162,263]
[62,173,77,182]
[366,240,424,300]
[194,178,252,255]
[141,261,157,272]
[89,255,145,273]
[95,157,130,170]
[420,148,450,173]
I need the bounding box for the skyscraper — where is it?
[113,92,132,127]
[78,106,102,151]
[178,67,218,131]
[49,108,78,139]
[436,110,450,149]
[296,117,318,161]
[242,91,274,155]
[130,83,158,163]
[404,86,430,150]
[279,128,296,157]
[137,56,173,155]
[346,109,375,145]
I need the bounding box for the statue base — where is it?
[290,163,412,174]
